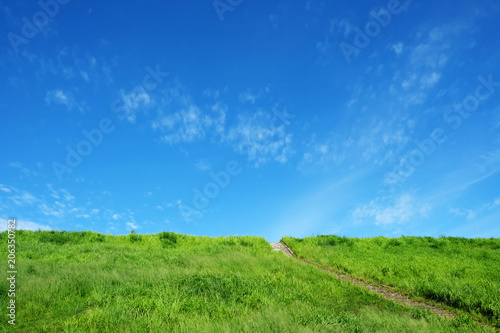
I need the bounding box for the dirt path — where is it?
[270,242,294,257]
[269,242,456,319]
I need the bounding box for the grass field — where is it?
[282,235,500,329]
[0,231,496,332]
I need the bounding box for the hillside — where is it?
[282,235,500,329]
[0,231,497,332]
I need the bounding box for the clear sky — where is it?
[1,0,499,241]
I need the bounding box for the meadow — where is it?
[0,230,496,332]
[282,235,500,329]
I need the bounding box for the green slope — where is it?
[0,231,494,332]
[282,235,500,329]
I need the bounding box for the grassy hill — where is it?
[0,231,497,332]
[282,235,500,329]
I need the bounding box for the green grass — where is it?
[282,235,500,329]
[0,231,495,332]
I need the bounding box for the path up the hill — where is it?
[269,242,293,257]
[268,241,456,319]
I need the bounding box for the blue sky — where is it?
[1,0,499,241]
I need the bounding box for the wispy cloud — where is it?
[152,85,225,144]
[298,133,348,170]
[8,162,37,177]
[449,208,477,221]
[177,199,203,223]
[352,193,430,226]
[490,198,500,209]
[47,184,75,202]
[0,185,11,193]
[408,22,472,70]
[154,103,213,143]
[449,196,500,223]
[454,151,500,192]
[9,190,38,206]
[39,203,64,217]
[118,88,153,123]
[126,222,139,230]
[226,110,292,165]
[195,159,212,171]
[45,89,83,112]
[0,183,105,228]
[420,72,441,89]
[109,209,140,232]
[239,89,258,104]
[329,18,353,38]
[80,70,90,82]
[238,87,270,104]
[150,82,293,166]
[391,42,404,55]
[0,218,51,232]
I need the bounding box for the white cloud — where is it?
[209,102,227,136]
[126,222,139,230]
[239,89,257,104]
[39,203,64,217]
[154,104,210,143]
[449,197,500,223]
[118,88,153,123]
[401,73,418,89]
[47,184,74,203]
[408,23,470,70]
[300,112,411,171]
[0,185,11,193]
[315,18,352,60]
[9,190,37,206]
[391,42,404,55]
[80,71,90,82]
[298,134,346,170]
[48,90,68,104]
[479,149,500,168]
[404,92,427,106]
[45,89,83,112]
[329,18,352,37]
[202,88,222,99]
[494,115,500,131]
[0,182,128,232]
[239,87,271,105]
[226,111,292,166]
[420,72,441,89]
[492,198,500,208]
[449,208,477,221]
[177,200,203,223]
[152,85,226,144]
[8,162,37,177]
[0,218,51,232]
[151,83,292,166]
[195,159,212,171]
[2,183,101,225]
[359,118,411,166]
[353,194,430,226]
[466,210,476,220]
[410,42,448,69]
